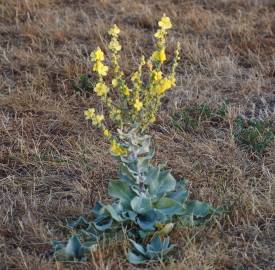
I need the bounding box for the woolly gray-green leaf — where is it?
[121,210,137,221]
[136,210,157,231]
[67,216,89,230]
[131,196,152,214]
[128,251,147,265]
[144,166,160,185]
[108,180,135,205]
[52,240,64,252]
[185,200,213,218]
[53,235,84,261]
[92,216,113,231]
[167,181,189,203]
[129,239,146,255]
[91,201,104,216]
[146,236,175,258]
[103,205,123,222]
[149,170,176,195]
[154,197,184,217]
[65,235,82,258]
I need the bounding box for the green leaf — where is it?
[147,236,162,252]
[118,170,136,183]
[82,241,98,252]
[121,210,137,221]
[146,236,175,258]
[65,235,82,258]
[129,239,146,255]
[54,235,85,261]
[127,236,175,264]
[128,236,174,264]
[136,210,157,231]
[103,205,123,222]
[54,235,91,261]
[73,74,93,93]
[131,196,152,214]
[128,251,147,265]
[144,166,160,185]
[149,169,176,195]
[91,201,104,216]
[77,229,98,241]
[67,216,89,230]
[138,230,152,239]
[154,197,183,217]
[54,249,71,262]
[85,223,99,235]
[52,240,64,252]
[93,215,113,231]
[137,149,155,171]
[185,200,213,218]
[167,187,188,203]
[108,180,135,205]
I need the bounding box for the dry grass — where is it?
[1,0,275,269]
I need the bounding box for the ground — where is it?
[0,0,275,269]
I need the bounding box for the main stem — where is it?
[137,164,145,194]
[131,150,145,195]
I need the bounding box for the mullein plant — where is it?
[52,15,219,265]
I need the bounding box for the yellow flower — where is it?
[159,78,173,94]
[95,114,104,123]
[112,79,119,87]
[152,70,162,81]
[151,78,173,95]
[91,114,104,126]
[84,108,95,120]
[110,140,127,156]
[162,78,173,89]
[154,29,165,39]
[152,48,166,63]
[93,61,109,76]
[134,99,143,111]
[159,48,166,62]
[94,82,109,96]
[90,47,104,62]
[114,66,120,73]
[131,71,140,82]
[109,39,121,52]
[123,86,130,96]
[108,24,120,37]
[103,129,111,137]
[171,76,176,87]
[149,115,156,123]
[158,15,172,30]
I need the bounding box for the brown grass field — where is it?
[1,0,275,269]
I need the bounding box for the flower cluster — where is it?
[84,14,180,155]
[91,48,108,77]
[84,108,110,138]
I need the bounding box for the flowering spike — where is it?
[85,15,179,142]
